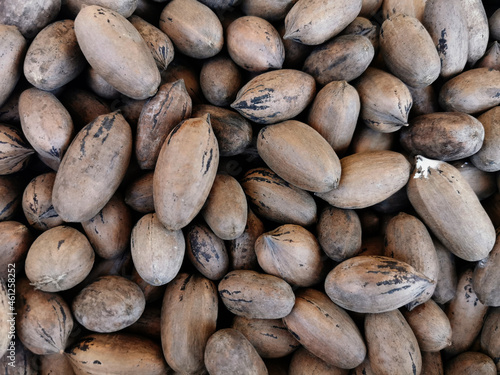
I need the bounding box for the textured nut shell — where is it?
[131,213,184,286]
[401,112,484,161]
[22,172,63,231]
[25,225,94,292]
[380,14,440,88]
[445,352,496,375]
[227,16,284,72]
[422,0,468,78]
[19,88,74,170]
[191,105,252,157]
[186,223,229,280]
[0,25,26,108]
[307,80,360,156]
[0,340,37,374]
[289,347,349,375]
[462,0,489,66]
[439,68,500,114]
[473,232,500,306]
[82,195,132,260]
[476,41,500,70]
[241,0,296,21]
[0,176,21,221]
[451,160,496,201]
[383,212,439,308]
[481,308,500,373]
[365,309,422,375]
[255,224,327,287]
[0,0,60,39]
[153,114,219,231]
[231,69,316,124]
[350,357,375,375]
[218,270,295,319]
[317,207,362,262]
[52,112,132,222]
[324,255,434,313]
[204,329,267,375]
[407,156,495,261]
[402,299,452,352]
[65,333,169,375]
[282,288,366,369]
[129,15,174,71]
[354,67,412,133]
[72,275,145,333]
[341,17,379,51]
[66,0,137,17]
[198,0,240,11]
[304,35,374,85]
[135,80,192,170]
[257,120,341,193]
[0,124,34,175]
[316,151,411,209]
[232,316,299,359]
[159,0,223,59]
[202,174,247,240]
[229,208,263,270]
[23,20,86,91]
[382,0,426,21]
[16,278,73,355]
[284,0,362,45]
[470,106,500,172]
[161,273,217,374]
[0,221,32,279]
[74,5,160,100]
[491,9,500,41]
[432,239,457,304]
[241,167,317,226]
[200,56,242,107]
[444,269,489,356]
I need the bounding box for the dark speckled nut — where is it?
[135,80,192,170]
[218,270,295,319]
[240,167,317,226]
[161,273,218,373]
[231,69,315,125]
[303,35,374,85]
[22,172,63,231]
[186,222,229,280]
[0,176,22,221]
[153,114,219,231]
[0,123,34,175]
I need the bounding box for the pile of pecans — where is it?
[1,0,500,374]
